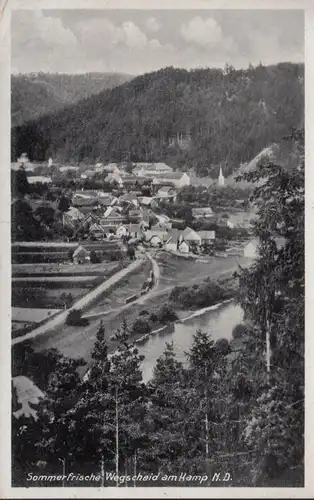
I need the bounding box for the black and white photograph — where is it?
[6,2,306,494]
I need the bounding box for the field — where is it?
[12,262,120,277]
[11,261,125,310]
[155,252,253,292]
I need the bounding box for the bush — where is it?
[156,304,178,323]
[232,323,248,340]
[169,279,231,309]
[139,309,149,316]
[131,317,152,335]
[66,309,89,326]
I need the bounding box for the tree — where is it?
[35,355,87,474]
[235,128,304,485]
[66,309,89,326]
[58,196,70,213]
[34,206,55,228]
[12,167,29,197]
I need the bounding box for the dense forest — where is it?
[11,72,132,126]
[12,129,304,487]
[11,63,304,177]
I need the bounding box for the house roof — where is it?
[128,224,142,233]
[158,185,173,193]
[166,228,180,244]
[198,230,216,240]
[90,223,105,233]
[192,207,213,215]
[27,176,52,184]
[73,245,90,257]
[182,227,201,241]
[65,207,84,218]
[139,196,153,206]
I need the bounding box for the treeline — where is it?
[12,130,304,487]
[11,72,132,127]
[11,63,304,177]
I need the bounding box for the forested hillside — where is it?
[11,72,132,126]
[11,63,304,177]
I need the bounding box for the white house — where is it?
[192,207,214,219]
[182,227,202,246]
[134,162,173,177]
[198,231,216,243]
[243,239,259,258]
[116,224,129,238]
[27,176,52,185]
[73,245,91,264]
[164,229,179,252]
[151,172,190,189]
[178,239,190,254]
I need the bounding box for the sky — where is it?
[11,9,304,75]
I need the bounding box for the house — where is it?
[145,227,168,247]
[182,227,202,246]
[198,231,216,243]
[178,239,190,254]
[106,172,124,186]
[27,176,52,185]
[138,196,154,207]
[116,224,128,238]
[134,162,173,177]
[73,245,90,264]
[128,224,143,240]
[157,185,175,198]
[165,229,180,252]
[89,223,105,240]
[59,166,80,173]
[192,207,214,219]
[80,170,95,180]
[129,210,142,223]
[97,194,114,207]
[244,237,286,259]
[151,172,190,188]
[243,239,259,258]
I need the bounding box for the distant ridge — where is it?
[11,63,304,177]
[11,72,133,126]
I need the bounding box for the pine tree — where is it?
[235,128,304,485]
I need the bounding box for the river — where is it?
[138,301,244,382]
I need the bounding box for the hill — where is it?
[11,72,132,126]
[11,63,304,177]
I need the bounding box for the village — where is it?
[12,153,256,263]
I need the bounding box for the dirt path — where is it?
[82,253,160,319]
[12,258,145,346]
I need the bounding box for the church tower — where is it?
[218,166,225,187]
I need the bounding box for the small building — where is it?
[182,227,202,246]
[151,172,191,189]
[165,229,180,252]
[73,245,91,264]
[128,224,143,240]
[178,239,190,254]
[192,207,214,219]
[157,185,175,198]
[89,223,105,240]
[198,230,216,243]
[116,224,129,238]
[243,239,259,258]
[27,176,52,185]
[81,170,95,180]
[133,162,173,177]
